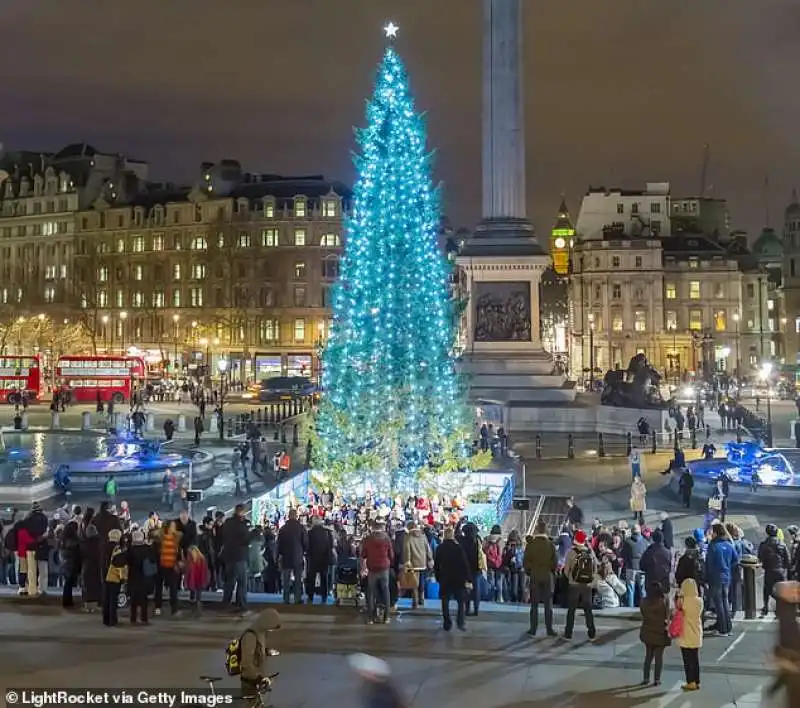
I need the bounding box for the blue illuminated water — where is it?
[687,442,800,488]
[0,432,189,484]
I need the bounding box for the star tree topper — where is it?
[384,21,399,39]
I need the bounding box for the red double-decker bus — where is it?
[0,355,43,404]
[56,355,145,404]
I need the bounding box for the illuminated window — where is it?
[116,238,125,253]
[264,203,275,219]
[191,264,206,280]
[238,231,250,248]
[116,290,124,308]
[634,311,646,332]
[689,309,703,331]
[261,229,279,247]
[689,281,701,299]
[665,311,677,330]
[294,200,306,218]
[132,235,144,253]
[294,229,306,246]
[45,265,56,279]
[714,282,725,298]
[152,291,165,308]
[294,262,306,279]
[320,232,341,247]
[665,283,676,300]
[322,200,337,218]
[172,289,181,307]
[714,309,727,332]
[173,264,181,281]
[768,298,775,311]
[190,287,203,307]
[132,291,144,308]
[133,265,143,281]
[191,235,207,250]
[612,314,623,332]
[44,286,55,304]
[153,234,164,251]
[294,318,305,342]
[689,257,699,269]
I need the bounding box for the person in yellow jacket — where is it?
[102,529,127,627]
[155,521,182,617]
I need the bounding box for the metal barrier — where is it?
[495,475,515,522]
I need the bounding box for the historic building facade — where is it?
[72,160,349,382]
[570,184,768,382]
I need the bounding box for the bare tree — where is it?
[70,239,106,355]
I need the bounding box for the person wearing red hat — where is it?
[563,529,598,640]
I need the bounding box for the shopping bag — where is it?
[398,569,418,591]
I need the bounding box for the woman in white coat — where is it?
[630,477,647,526]
[676,577,703,691]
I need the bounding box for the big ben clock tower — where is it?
[550,197,574,276]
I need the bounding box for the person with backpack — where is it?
[503,530,525,603]
[563,529,598,640]
[483,525,505,603]
[226,608,282,705]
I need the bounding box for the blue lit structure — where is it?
[687,440,796,487]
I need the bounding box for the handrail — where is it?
[526,494,546,537]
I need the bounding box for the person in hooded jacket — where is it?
[639,582,671,686]
[676,578,703,691]
[759,523,791,617]
[239,608,282,706]
[675,536,705,588]
[403,522,433,609]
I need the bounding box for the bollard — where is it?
[795,421,800,449]
[292,423,299,447]
[13,414,22,431]
[673,433,679,453]
[177,414,187,433]
[50,410,60,430]
[274,429,279,441]
[112,412,123,432]
[535,434,542,460]
[209,415,218,434]
[651,430,657,454]
[81,411,92,431]
[625,432,632,457]
[227,419,234,438]
[256,408,262,423]
[706,424,711,441]
[690,427,697,449]
[598,432,605,458]
[281,401,288,420]
[741,557,760,620]
[281,425,287,444]
[305,439,313,467]
[567,433,575,459]
[145,413,155,432]
[736,426,742,444]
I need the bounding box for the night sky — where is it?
[1,0,800,238]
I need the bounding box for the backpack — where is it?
[485,542,502,570]
[571,550,594,584]
[105,548,128,584]
[225,629,257,676]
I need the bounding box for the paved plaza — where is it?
[0,601,779,708]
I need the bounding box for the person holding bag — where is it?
[675,578,703,691]
[638,582,671,686]
[402,522,433,609]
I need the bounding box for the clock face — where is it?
[554,237,566,249]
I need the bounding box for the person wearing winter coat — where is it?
[15,520,33,596]
[676,578,703,691]
[759,523,791,617]
[503,530,525,603]
[60,515,82,608]
[482,526,505,603]
[524,520,558,635]
[622,525,650,608]
[594,561,626,609]
[630,477,647,526]
[307,516,333,603]
[705,523,739,636]
[126,529,155,624]
[640,529,672,591]
[80,523,102,612]
[247,527,267,593]
[276,508,308,605]
[403,522,433,608]
[102,529,127,626]
[457,522,482,617]
[433,526,471,631]
[185,545,210,616]
[563,529,598,640]
[639,583,671,686]
[675,536,705,588]
[659,512,674,550]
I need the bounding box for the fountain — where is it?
[0,429,215,505]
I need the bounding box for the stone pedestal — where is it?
[177,414,186,433]
[145,413,155,432]
[81,411,91,431]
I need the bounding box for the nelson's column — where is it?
[457,0,575,426]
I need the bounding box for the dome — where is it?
[752,226,783,259]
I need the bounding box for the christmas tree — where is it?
[313,28,471,494]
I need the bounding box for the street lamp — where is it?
[101,315,109,352]
[588,312,595,391]
[760,361,773,447]
[119,311,128,352]
[732,311,740,377]
[217,358,228,440]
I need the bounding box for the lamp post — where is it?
[719,346,731,375]
[732,311,740,377]
[199,337,209,381]
[760,361,773,447]
[101,315,109,352]
[172,313,180,374]
[781,316,788,361]
[217,358,228,441]
[668,322,678,382]
[588,312,595,391]
[119,311,128,353]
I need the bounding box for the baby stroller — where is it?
[335,557,363,609]
[117,582,129,609]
